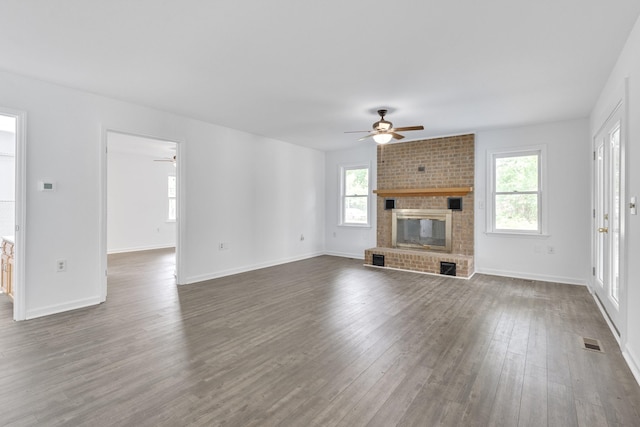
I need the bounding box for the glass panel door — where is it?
[610,126,621,304]
[593,109,623,331]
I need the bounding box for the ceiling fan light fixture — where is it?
[376,120,392,131]
[373,133,393,144]
[345,108,423,143]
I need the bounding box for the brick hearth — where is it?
[364,248,474,278]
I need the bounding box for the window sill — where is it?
[339,223,371,229]
[166,219,176,223]
[484,231,550,239]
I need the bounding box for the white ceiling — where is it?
[1,1,639,151]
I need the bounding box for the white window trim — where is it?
[486,145,548,236]
[339,162,371,228]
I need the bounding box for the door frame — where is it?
[591,82,628,344]
[0,107,27,321]
[99,128,186,301]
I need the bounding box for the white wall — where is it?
[474,119,591,285]
[107,148,176,253]
[591,14,640,383]
[0,69,325,319]
[183,121,325,283]
[324,144,377,258]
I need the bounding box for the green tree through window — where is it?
[342,166,369,225]
[493,152,540,232]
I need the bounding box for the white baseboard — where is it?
[183,251,325,285]
[108,244,175,254]
[26,295,102,320]
[583,279,640,388]
[590,288,621,341]
[475,267,586,286]
[323,250,365,260]
[623,346,640,387]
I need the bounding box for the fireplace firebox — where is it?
[391,209,453,252]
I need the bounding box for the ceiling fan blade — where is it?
[154,155,176,162]
[344,130,370,133]
[392,125,424,132]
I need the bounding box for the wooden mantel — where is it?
[373,187,473,197]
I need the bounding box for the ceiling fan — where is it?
[346,109,424,144]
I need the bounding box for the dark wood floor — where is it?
[1,249,639,426]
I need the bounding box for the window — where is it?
[167,175,176,221]
[488,147,545,234]
[340,165,369,226]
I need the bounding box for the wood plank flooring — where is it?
[1,249,640,426]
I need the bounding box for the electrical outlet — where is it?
[56,259,67,272]
[300,234,305,241]
[218,242,229,250]
[547,246,556,255]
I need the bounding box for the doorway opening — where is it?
[103,131,181,299]
[0,109,25,320]
[0,115,16,312]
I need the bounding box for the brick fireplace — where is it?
[364,134,475,278]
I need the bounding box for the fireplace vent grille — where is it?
[372,254,385,267]
[440,262,456,276]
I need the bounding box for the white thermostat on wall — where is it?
[38,180,55,192]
